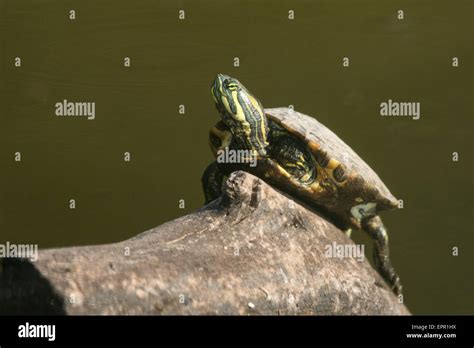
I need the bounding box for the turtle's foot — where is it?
[362,215,403,296]
[391,275,403,296]
[202,161,224,204]
[376,255,403,296]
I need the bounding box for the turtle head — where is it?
[211,74,268,156]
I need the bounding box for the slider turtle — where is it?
[202,74,402,295]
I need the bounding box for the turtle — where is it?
[202,73,402,295]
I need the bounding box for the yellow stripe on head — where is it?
[210,74,268,156]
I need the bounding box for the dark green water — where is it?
[0,0,472,314]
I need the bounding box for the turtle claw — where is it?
[390,275,403,296]
[378,258,403,296]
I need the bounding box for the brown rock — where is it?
[0,171,410,315]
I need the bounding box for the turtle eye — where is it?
[224,79,239,91]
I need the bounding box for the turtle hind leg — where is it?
[361,215,403,296]
[202,161,225,204]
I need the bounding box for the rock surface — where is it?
[0,171,409,315]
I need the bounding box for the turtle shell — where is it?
[264,107,398,215]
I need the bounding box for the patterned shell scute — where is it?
[265,107,397,203]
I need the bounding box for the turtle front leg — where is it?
[201,161,225,204]
[361,216,403,296]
